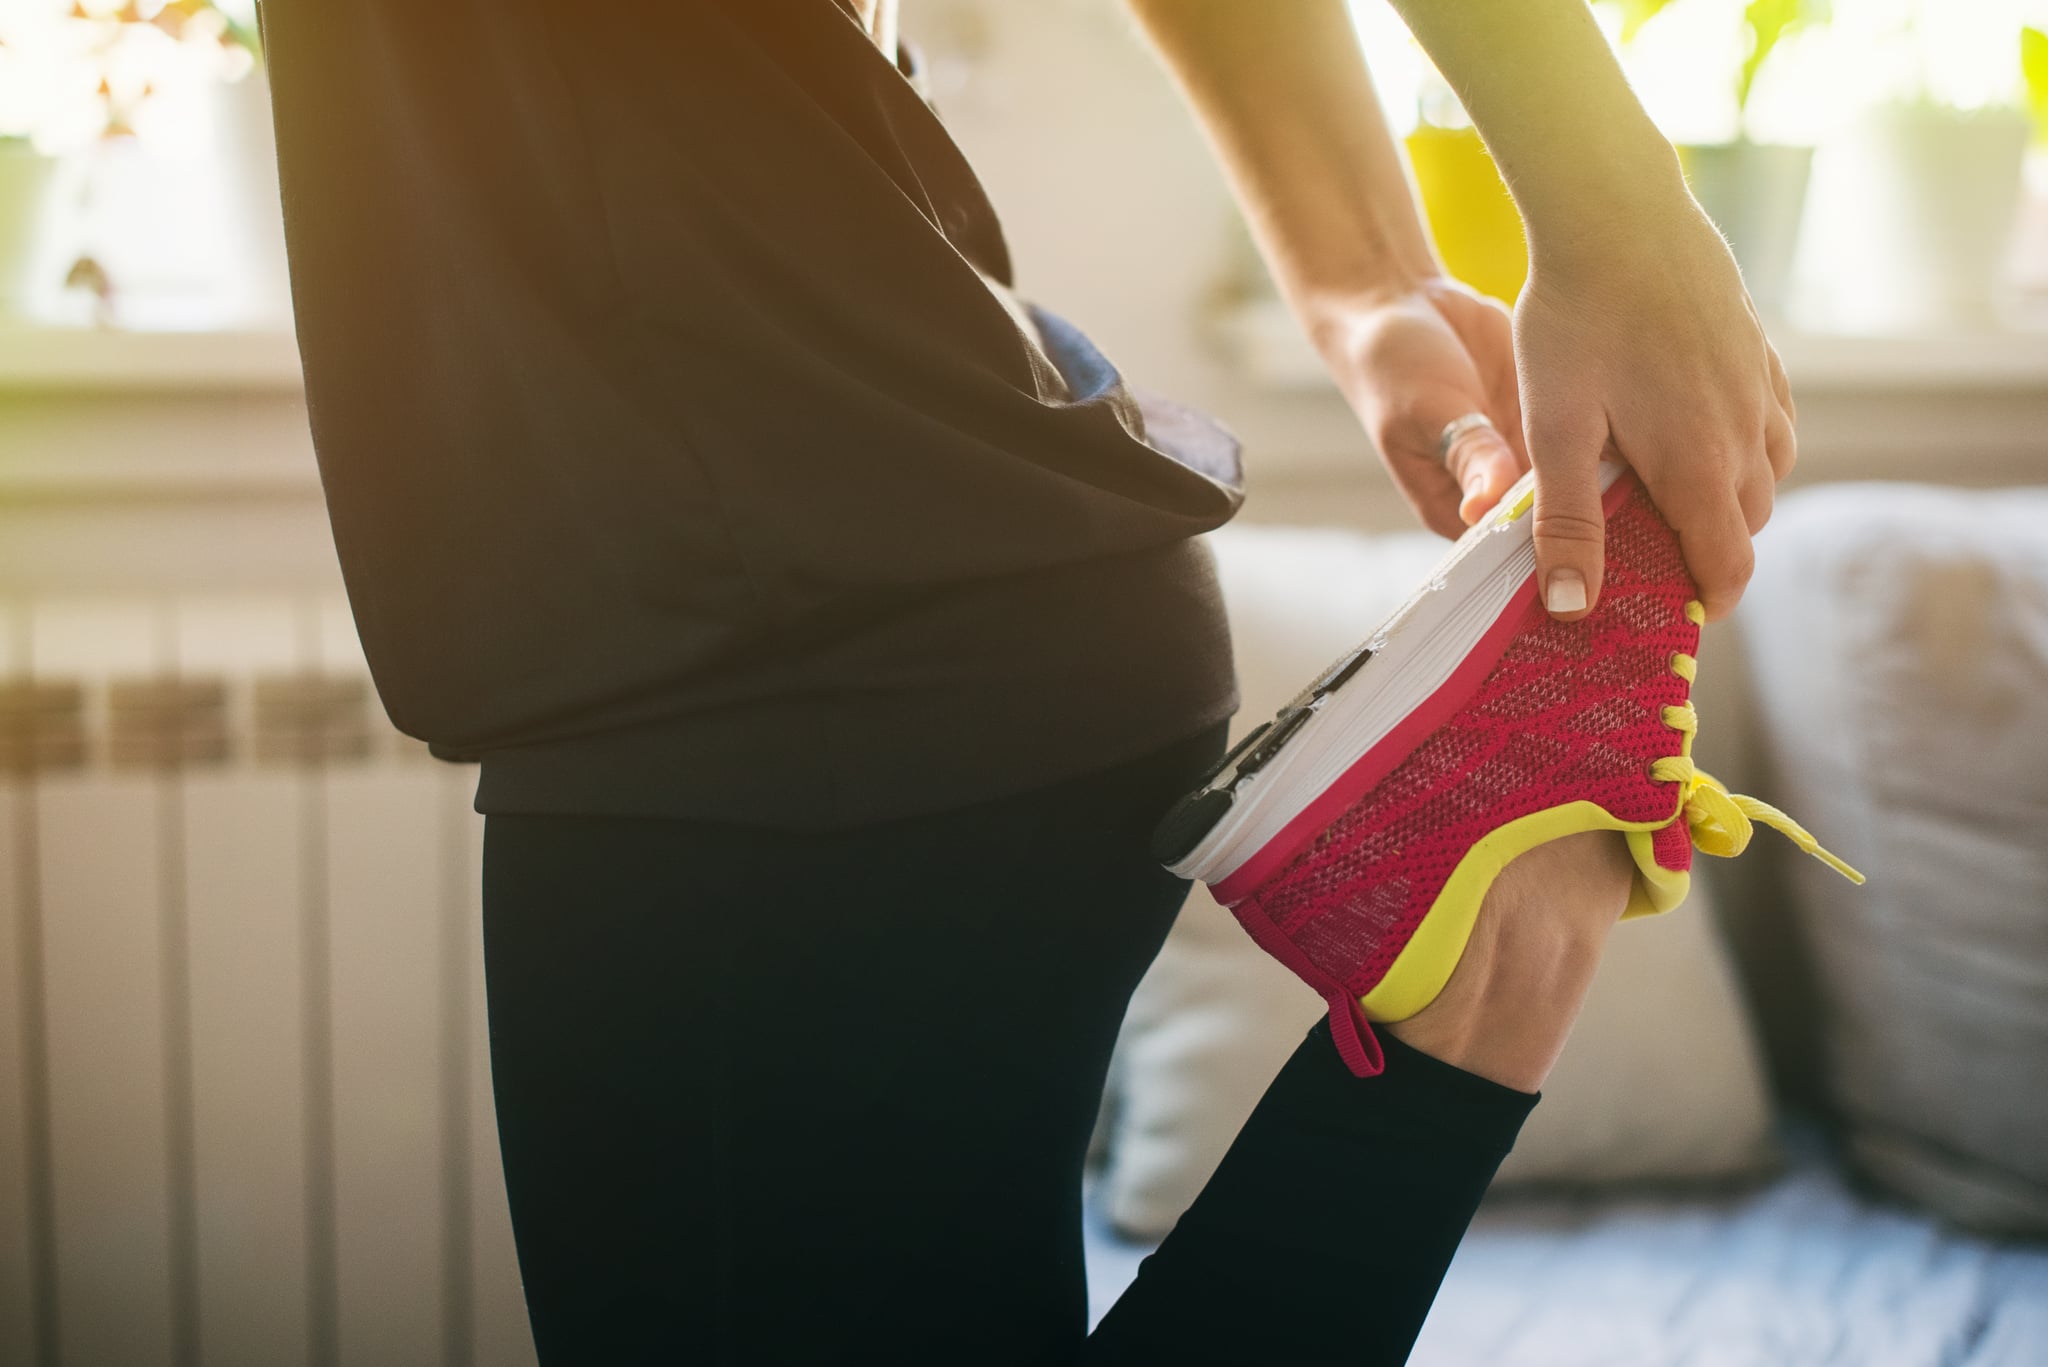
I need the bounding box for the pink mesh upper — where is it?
[1230,479,1703,999]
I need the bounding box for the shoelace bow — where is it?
[1654,698,1865,884]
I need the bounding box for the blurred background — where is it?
[1,1,2044,1365]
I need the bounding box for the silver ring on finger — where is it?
[1436,411,1496,467]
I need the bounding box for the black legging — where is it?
[480,721,1538,1365]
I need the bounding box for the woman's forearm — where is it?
[1387,0,1689,267]
[1125,0,1442,354]
[1130,0,1696,299]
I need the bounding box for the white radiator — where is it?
[0,594,538,1367]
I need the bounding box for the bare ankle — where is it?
[1385,831,1632,1091]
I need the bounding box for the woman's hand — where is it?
[1130,0,1793,623]
[1317,277,1530,539]
[1515,196,1794,621]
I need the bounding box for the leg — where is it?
[1087,831,1634,1365]
[1386,829,1637,1091]
[479,723,1228,1365]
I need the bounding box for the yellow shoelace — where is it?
[1651,616,1866,885]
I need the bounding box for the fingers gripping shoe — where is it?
[1152,463,1861,1077]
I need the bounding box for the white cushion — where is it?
[1736,483,2048,1235]
[1100,523,1777,1239]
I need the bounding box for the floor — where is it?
[1081,1154,2048,1365]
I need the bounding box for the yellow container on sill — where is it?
[1404,124,1528,306]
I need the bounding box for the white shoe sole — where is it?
[1152,461,1631,899]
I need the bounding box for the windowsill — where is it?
[1213,297,2048,395]
[0,314,2040,522]
[7,311,2047,396]
[0,326,316,509]
[0,324,303,393]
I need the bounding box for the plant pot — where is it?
[0,141,61,323]
[208,67,293,328]
[1405,124,1528,305]
[1796,103,2031,333]
[1678,141,1812,321]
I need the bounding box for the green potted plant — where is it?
[1622,0,1829,319]
[0,1,258,326]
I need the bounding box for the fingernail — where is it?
[1546,571,1587,615]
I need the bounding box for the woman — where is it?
[259,0,1792,1360]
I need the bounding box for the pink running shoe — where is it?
[1152,462,1861,1076]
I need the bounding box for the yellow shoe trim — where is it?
[1359,798,1682,1024]
[1623,827,1692,917]
[1502,483,1536,523]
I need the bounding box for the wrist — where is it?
[1297,272,1445,363]
[1516,136,1695,275]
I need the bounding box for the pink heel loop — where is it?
[1327,993,1385,1078]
